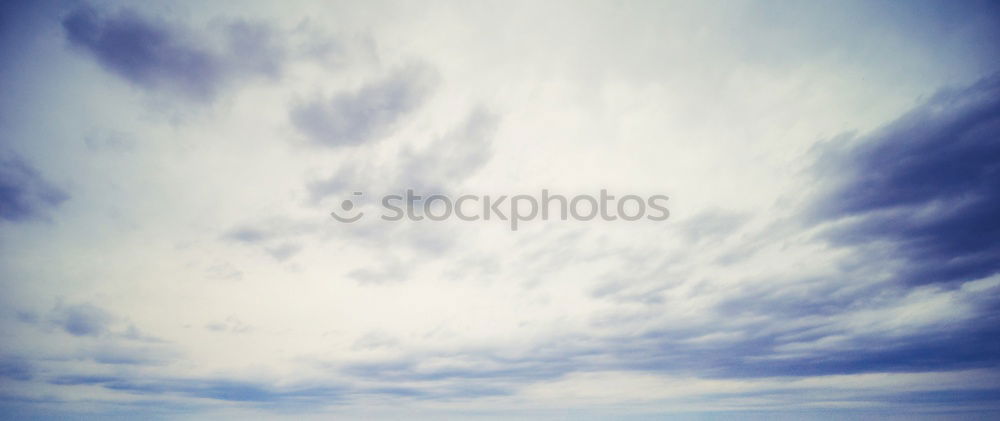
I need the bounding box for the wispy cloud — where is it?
[290,64,438,147]
[0,151,67,222]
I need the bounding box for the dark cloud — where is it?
[49,375,344,404]
[62,6,285,102]
[222,224,307,261]
[20,304,167,345]
[46,369,498,406]
[809,72,1000,285]
[305,107,499,205]
[0,151,68,222]
[328,121,1000,385]
[121,324,166,343]
[50,303,113,337]
[878,388,1000,405]
[223,226,270,243]
[615,316,1000,379]
[0,357,32,381]
[397,249,1000,383]
[607,268,1000,378]
[583,244,1000,379]
[290,64,438,147]
[395,107,499,192]
[90,345,174,366]
[306,164,359,204]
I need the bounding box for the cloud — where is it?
[62,6,285,102]
[205,262,244,281]
[351,331,399,350]
[599,274,1000,379]
[568,218,1000,380]
[675,208,750,245]
[509,71,994,393]
[0,357,32,381]
[395,107,499,192]
[223,226,270,243]
[222,220,314,261]
[223,20,287,79]
[306,107,499,203]
[337,346,585,386]
[12,305,176,370]
[306,164,361,204]
[49,375,344,404]
[0,151,68,222]
[205,316,252,334]
[265,242,302,261]
[290,64,438,147]
[809,72,1000,285]
[89,344,174,365]
[49,303,113,337]
[83,128,135,152]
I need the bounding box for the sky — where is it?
[1,0,1000,419]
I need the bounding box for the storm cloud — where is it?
[62,6,286,102]
[810,73,1000,285]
